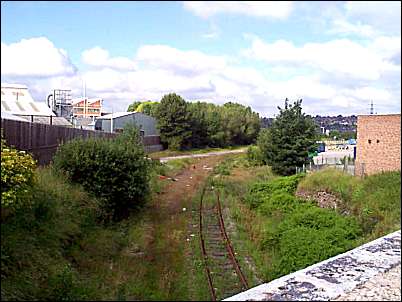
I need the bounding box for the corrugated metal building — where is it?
[94,111,159,135]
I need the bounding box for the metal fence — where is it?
[296,157,356,176]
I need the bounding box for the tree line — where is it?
[128,93,261,150]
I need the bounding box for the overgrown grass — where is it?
[297,168,401,241]
[297,168,360,203]
[211,162,400,284]
[1,168,101,300]
[2,154,198,301]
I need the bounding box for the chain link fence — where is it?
[296,155,356,176]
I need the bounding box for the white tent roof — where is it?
[1,99,55,116]
[1,83,55,116]
[1,111,29,121]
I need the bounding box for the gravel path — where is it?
[334,264,401,301]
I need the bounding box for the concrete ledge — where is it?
[224,230,401,301]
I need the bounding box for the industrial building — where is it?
[71,97,103,118]
[94,111,159,135]
[1,83,71,126]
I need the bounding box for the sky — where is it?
[1,1,401,117]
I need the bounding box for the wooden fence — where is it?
[1,119,162,166]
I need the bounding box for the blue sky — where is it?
[1,1,401,116]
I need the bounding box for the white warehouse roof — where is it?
[1,83,55,116]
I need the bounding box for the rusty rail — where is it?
[199,186,217,301]
[216,190,249,290]
[199,186,249,301]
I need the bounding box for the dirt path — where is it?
[159,149,246,163]
[128,155,228,300]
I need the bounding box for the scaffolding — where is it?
[47,89,73,118]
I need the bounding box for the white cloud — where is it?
[345,1,401,35]
[349,86,391,102]
[1,37,76,77]
[182,1,293,19]
[243,37,399,80]
[328,19,378,37]
[2,36,400,117]
[136,44,227,76]
[325,1,401,37]
[81,47,137,71]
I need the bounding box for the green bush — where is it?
[266,206,361,279]
[269,226,358,279]
[245,174,305,208]
[1,135,36,210]
[53,125,151,220]
[278,206,361,235]
[246,145,264,166]
[258,191,311,217]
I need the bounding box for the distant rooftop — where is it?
[96,111,138,119]
[1,83,28,89]
[72,97,103,106]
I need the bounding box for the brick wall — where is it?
[355,114,401,176]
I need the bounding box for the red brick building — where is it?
[72,98,102,118]
[355,114,401,176]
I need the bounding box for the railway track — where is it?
[199,185,249,301]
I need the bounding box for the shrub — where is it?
[245,174,305,208]
[267,206,361,279]
[246,145,264,166]
[269,226,356,279]
[258,191,311,217]
[53,125,151,220]
[278,206,361,236]
[1,135,36,210]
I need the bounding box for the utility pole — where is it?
[111,106,114,133]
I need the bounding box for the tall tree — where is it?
[187,102,209,148]
[258,99,317,175]
[136,101,159,117]
[127,101,142,112]
[155,93,192,150]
